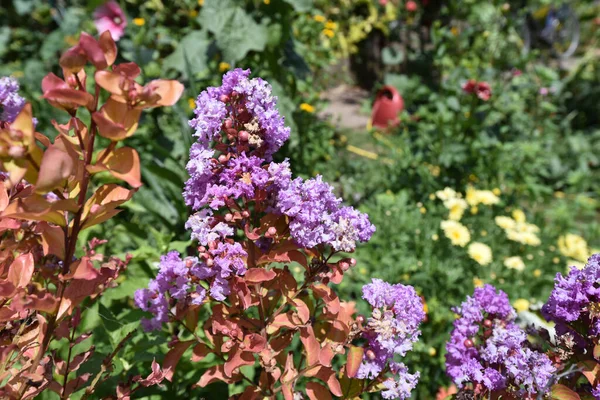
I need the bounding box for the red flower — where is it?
[475,81,491,101]
[461,79,477,94]
[406,0,418,11]
[462,80,492,101]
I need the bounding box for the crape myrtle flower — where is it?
[446,284,555,395]
[542,254,600,337]
[0,77,26,124]
[357,279,425,399]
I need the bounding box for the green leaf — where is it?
[163,30,210,78]
[198,0,268,61]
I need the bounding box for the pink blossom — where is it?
[461,79,477,94]
[406,1,418,11]
[93,1,127,41]
[475,81,491,101]
[539,87,549,96]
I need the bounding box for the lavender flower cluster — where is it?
[0,77,26,124]
[542,254,600,336]
[446,284,555,395]
[358,279,425,399]
[136,69,374,330]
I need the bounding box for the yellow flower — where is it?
[188,97,196,110]
[189,9,198,17]
[470,206,478,215]
[429,193,436,201]
[432,234,439,241]
[219,62,231,72]
[473,277,484,287]
[553,257,560,264]
[441,220,471,247]
[402,273,410,281]
[313,15,326,23]
[504,256,525,271]
[198,0,204,5]
[428,164,441,177]
[554,191,566,199]
[264,0,270,4]
[299,103,315,113]
[419,207,427,214]
[428,347,437,357]
[359,267,367,275]
[512,209,526,223]
[322,29,335,38]
[493,188,501,196]
[436,187,458,201]
[466,186,500,207]
[526,254,534,260]
[325,21,338,30]
[451,26,459,36]
[495,216,516,230]
[558,233,589,263]
[133,17,145,26]
[468,242,493,266]
[481,230,487,237]
[533,269,542,277]
[444,197,468,221]
[513,298,530,313]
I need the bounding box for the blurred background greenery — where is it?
[2,0,599,398]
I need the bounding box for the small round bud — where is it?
[186,259,194,267]
[464,339,474,348]
[238,130,249,141]
[266,227,277,237]
[206,258,214,267]
[339,261,350,271]
[241,211,250,218]
[231,91,239,98]
[218,155,228,164]
[219,94,230,103]
[366,350,376,360]
[484,329,492,338]
[483,319,493,328]
[227,128,238,136]
[225,213,233,222]
[356,315,365,324]
[224,119,233,129]
[349,258,357,266]
[198,246,206,253]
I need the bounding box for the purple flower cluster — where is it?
[137,68,376,331]
[275,176,375,251]
[188,68,289,159]
[446,284,555,395]
[134,252,205,331]
[0,77,26,123]
[358,279,425,399]
[542,254,600,335]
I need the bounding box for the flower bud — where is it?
[231,91,239,98]
[206,258,214,267]
[483,319,493,328]
[349,258,357,266]
[266,227,277,237]
[220,94,230,103]
[366,350,376,360]
[225,213,233,222]
[339,261,350,271]
[238,130,249,141]
[218,155,228,164]
[356,315,365,324]
[464,339,474,348]
[224,119,233,129]
[241,210,250,218]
